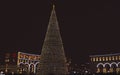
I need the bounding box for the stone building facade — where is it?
[90,53,120,73]
[0,52,40,74]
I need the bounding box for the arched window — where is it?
[97,63,104,73]
[116,62,120,73]
[30,64,34,73]
[25,64,29,73]
[19,63,27,74]
[111,62,117,73]
[104,63,111,73]
[118,62,120,68]
[35,62,39,74]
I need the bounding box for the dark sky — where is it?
[0,0,120,64]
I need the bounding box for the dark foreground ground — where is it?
[3,73,120,75]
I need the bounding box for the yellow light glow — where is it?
[112,56,115,60]
[99,57,102,61]
[109,57,111,61]
[102,57,105,61]
[96,57,98,61]
[93,58,96,62]
[106,57,108,61]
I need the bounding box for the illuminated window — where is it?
[91,58,93,61]
[106,57,108,61]
[103,57,105,61]
[112,56,115,60]
[99,57,102,61]
[29,56,31,60]
[25,55,29,59]
[115,56,118,60]
[103,67,107,73]
[93,58,95,62]
[110,68,113,72]
[96,57,98,61]
[97,68,100,73]
[109,57,111,61]
[116,68,120,73]
[20,54,23,58]
[30,65,34,72]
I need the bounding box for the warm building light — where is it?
[99,57,102,61]
[109,57,111,61]
[93,58,96,62]
[91,58,93,61]
[102,57,105,61]
[106,57,108,61]
[119,56,120,60]
[97,68,100,73]
[115,56,118,60]
[90,53,120,74]
[112,56,115,60]
[96,57,98,61]
[103,67,107,73]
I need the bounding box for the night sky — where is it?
[0,0,120,64]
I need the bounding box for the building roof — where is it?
[89,53,120,57]
[18,51,40,56]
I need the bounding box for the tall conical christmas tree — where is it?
[36,5,68,75]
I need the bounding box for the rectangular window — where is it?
[115,56,118,60]
[93,58,95,62]
[96,57,98,61]
[112,56,115,60]
[106,57,108,61]
[109,57,111,61]
[103,57,105,61]
[99,57,101,61]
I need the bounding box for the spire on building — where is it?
[36,4,68,75]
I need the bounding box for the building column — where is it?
[34,65,37,74]
[27,64,30,74]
